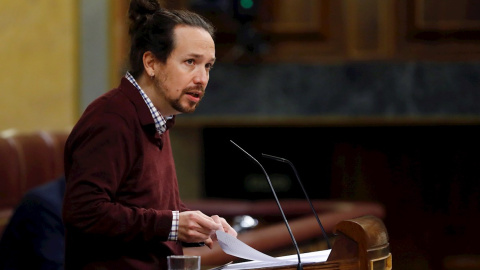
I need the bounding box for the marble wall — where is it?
[186,61,480,117]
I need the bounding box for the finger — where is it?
[194,213,222,231]
[195,210,214,220]
[182,211,220,233]
[211,215,222,224]
[204,237,214,249]
[210,230,218,242]
[210,215,227,230]
[227,227,238,237]
[213,216,237,237]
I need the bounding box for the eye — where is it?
[186,59,194,65]
[206,63,214,71]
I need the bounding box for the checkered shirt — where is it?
[125,72,170,135]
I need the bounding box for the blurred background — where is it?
[1,0,480,269]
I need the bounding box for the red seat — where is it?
[0,134,23,235]
[39,131,69,178]
[0,135,23,209]
[0,130,69,236]
[6,132,57,194]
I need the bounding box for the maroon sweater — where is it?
[63,78,189,270]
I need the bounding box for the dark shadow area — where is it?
[203,124,480,270]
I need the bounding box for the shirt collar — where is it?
[125,72,173,135]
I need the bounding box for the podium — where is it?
[247,215,392,270]
[184,200,389,269]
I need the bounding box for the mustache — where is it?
[184,85,205,93]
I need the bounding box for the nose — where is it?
[193,68,208,86]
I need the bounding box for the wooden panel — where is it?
[258,0,345,63]
[109,1,480,64]
[344,0,396,59]
[397,0,480,60]
[180,0,345,63]
[260,0,328,37]
[344,0,379,54]
[416,0,480,30]
[407,0,480,40]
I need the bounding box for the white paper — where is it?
[222,250,331,270]
[215,230,331,270]
[215,230,280,262]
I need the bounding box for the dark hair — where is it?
[128,0,215,78]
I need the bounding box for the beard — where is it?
[172,85,204,114]
[153,77,204,114]
[170,95,196,114]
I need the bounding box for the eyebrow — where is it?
[187,53,216,63]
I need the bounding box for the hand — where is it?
[210,215,238,241]
[178,211,222,249]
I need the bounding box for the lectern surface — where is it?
[221,250,331,269]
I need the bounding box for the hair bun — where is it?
[128,0,161,24]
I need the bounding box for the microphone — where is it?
[262,153,332,249]
[230,140,303,270]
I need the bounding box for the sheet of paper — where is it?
[215,230,331,270]
[222,250,331,270]
[215,230,280,262]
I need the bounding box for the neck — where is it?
[136,73,169,116]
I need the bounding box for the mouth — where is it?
[188,91,201,98]
[185,89,203,103]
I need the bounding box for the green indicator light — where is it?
[240,0,254,9]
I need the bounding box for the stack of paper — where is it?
[215,230,331,269]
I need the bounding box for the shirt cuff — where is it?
[168,210,179,241]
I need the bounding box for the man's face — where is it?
[153,25,215,116]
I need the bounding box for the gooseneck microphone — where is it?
[262,153,332,249]
[230,140,303,270]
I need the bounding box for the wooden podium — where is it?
[184,201,389,270]
[256,215,392,270]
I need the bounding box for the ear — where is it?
[143,51,156,77]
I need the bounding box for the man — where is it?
[0,176,65,270]
[62,1,237,269]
